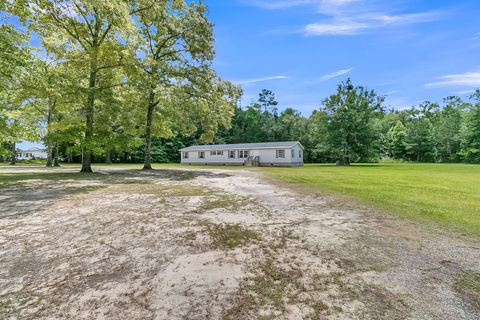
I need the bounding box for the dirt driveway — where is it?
[0,166,479,319]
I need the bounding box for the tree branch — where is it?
[74,2,94,38]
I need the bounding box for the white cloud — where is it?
[320,67,353,81]
[233,75,288,85]
[425,71,480,88]
[454,90,476,95]
[305,22,367,35]
[307,67,353,83]
[241,0,442,37]
[304,11,441,36]
[368,11,441,25]
[384,90,398,95]
[239,0,356,10]
[240,0,315,9]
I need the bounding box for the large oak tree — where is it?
[131,0,240,170]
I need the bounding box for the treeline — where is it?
[133,83,480,164]
[224,83,480,164]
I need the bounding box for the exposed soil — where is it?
[0,166,479,319]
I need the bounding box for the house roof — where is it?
[17,147,45,152]
[180,141,303,151]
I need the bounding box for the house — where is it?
[17,147,47,160]
[180,141,304,166]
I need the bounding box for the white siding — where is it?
[290,144,304,164]
[17,150,47,160]
[181,143,304,166]
[182,150,247,165]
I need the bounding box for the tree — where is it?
[17,53,67,167]
[386,120,407,160]
[405,117,435,162]
[0,19,34,164]
[461,90,480,163]
[21,0,134,172]
[258,89,278,114]
[131,0,240,169]
[434,96,464,162]
[321,79,384,164]
[276,108,307,142]
[305,110,330,163]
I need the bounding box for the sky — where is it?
[205,0,480,114]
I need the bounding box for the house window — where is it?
[299,150,302,158]
[291,149,295,158]
[229,150,235,159]
[210,150,216,156]
[199,151,205,159]
[238,150,249,159]
[276,149,285,158]
[217,151,223,156]
[183,152,189,159]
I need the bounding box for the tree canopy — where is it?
[2,0,240,171]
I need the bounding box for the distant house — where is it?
[180,141,304,167]
[17,148,47,160]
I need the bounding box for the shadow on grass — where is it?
[0,168,230,219]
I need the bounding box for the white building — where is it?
[180,141,304,166]
[17,147,47,160]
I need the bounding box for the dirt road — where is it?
[0,166,479,319]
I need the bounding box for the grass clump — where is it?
[198,194,262,213]
[222,253,331,320]
[183,230,198,241]
[370,263,388,272]
[222,256,302,319]
[205,223,261,250]
[455,270,480,299]
[200,194,242,211]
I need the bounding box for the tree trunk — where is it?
[53,143,60,167]
[46,99,55,167]
[342,143,349,165]
[143,89,156,170]
[105,148,112,164]
[46,146,53,167]
[9,142,16,165]
[81,47,98,173]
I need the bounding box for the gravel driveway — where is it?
[0,166,479,319]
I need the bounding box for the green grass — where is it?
[456,270,480,294]
[259,163,480,236]
[204,223,262,249]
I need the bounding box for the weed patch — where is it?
[455,270,480,308]
[205,223,261,250]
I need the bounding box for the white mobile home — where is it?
[180,141,304,166]
[16,147,47,160]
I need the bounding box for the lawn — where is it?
[258,163,480,237]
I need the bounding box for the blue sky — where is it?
[206,0,480,114]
